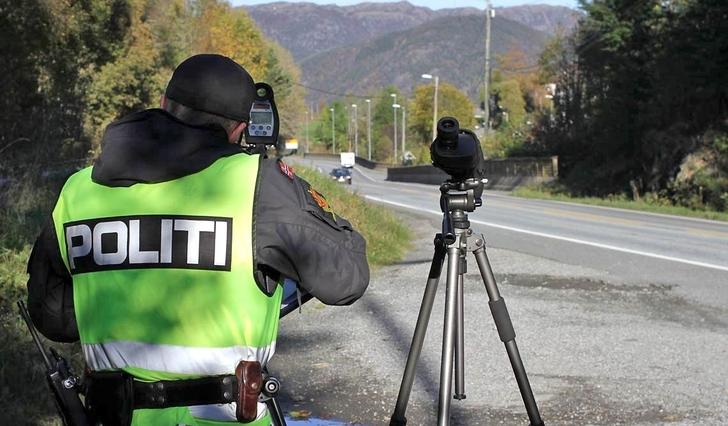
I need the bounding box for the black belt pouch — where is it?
[85,371,134,426]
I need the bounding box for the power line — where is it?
[500,64,541,73]
[293,82,382,100]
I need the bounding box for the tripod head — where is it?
[439,178,485,244]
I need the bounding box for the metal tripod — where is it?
[389,179,544,426]
[265,395,286,426]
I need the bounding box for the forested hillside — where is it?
[496,4,579,35]
[244,1,578,61]
[0,0,304,247]
[535,0,728,211]
[299,14,547,104]
[244,1,579,103]
[245,1,447,61]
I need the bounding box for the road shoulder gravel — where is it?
[269,210,728,425]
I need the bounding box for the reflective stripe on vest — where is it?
[82,340,276,375]
[52,154,282,387]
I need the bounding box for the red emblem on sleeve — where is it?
[278,161,294,179]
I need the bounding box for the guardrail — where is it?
[354,157,381,170]
[301,153,338,161]
[301,153,558,190]
[387,156,558,190]
[301,153,390,170]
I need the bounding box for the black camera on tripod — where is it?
[390,117,545,426]
[430,117,486,182]
[430,117,487,232]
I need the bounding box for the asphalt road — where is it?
[292,157,728,308]
[271,157,728,426]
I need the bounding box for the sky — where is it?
[231,0,579,10]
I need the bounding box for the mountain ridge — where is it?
[241,2,579,102]
[244,1,578,60]
[299,13,548,102]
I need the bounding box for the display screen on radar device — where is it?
[251,111,272,124]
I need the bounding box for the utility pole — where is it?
[484,1,493,131]
[352,104,359,156]
[391,93,398,163]
[304,106,309,154]
[422,74,440,142]
[346,105,352,151]
[401,105,406,158]
[432,76,438,141]
[330,107,335,154]
[366,99,372,161]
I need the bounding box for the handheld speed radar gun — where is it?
[244,82,279,146]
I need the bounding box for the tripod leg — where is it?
[266,397,287,426]
[437,243,461,426]
[390,238,447,426]
[473,245,544,426]
[453,273,466,400]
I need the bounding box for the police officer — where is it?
[26,54,369,425]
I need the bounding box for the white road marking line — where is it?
[364,195,728,273]
[485,192,728,226]
[352,166,379,182]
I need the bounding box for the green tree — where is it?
[264,42,306,138]
[490,75,526,127]
[370,86,400,163]
[538,32,568,84]
[81,0,305,149]
[0,0,132,163]
[189,0,268,79]
[311,101,348,153]
[84,0,170,148]
[408,82,476,163]
[535,0,728,209]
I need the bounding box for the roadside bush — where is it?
[483,121,546,159]
[667,132,728,212]
[0,173,58,251]
[0,246,76,425]
[483,125,523,159]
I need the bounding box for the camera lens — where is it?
[436,117,459,147]
[438,118,457,131]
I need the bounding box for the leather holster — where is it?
[235,360,263,423]
[85,370,134,426]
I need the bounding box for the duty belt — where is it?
[85,361,280,426]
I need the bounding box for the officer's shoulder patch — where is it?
[302,183,338,225]
[295,178,352,231]
[307,187,332,213]
[278,160,295,180]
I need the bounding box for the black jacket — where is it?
[26,109,369,342]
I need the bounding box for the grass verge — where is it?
[513,185,728,222]
[0,246,71,425]
[296,166,412,266]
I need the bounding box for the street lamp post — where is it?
[330,107,335,154]
[365,99,372,161]
[484,4,494,131]
[305,106,309,154]
[351,104,359,157]
[346,105,351,151]
[390,93,397,163]
[401,105,406,158]
[421,73,439,142]
[392,103,401,164]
